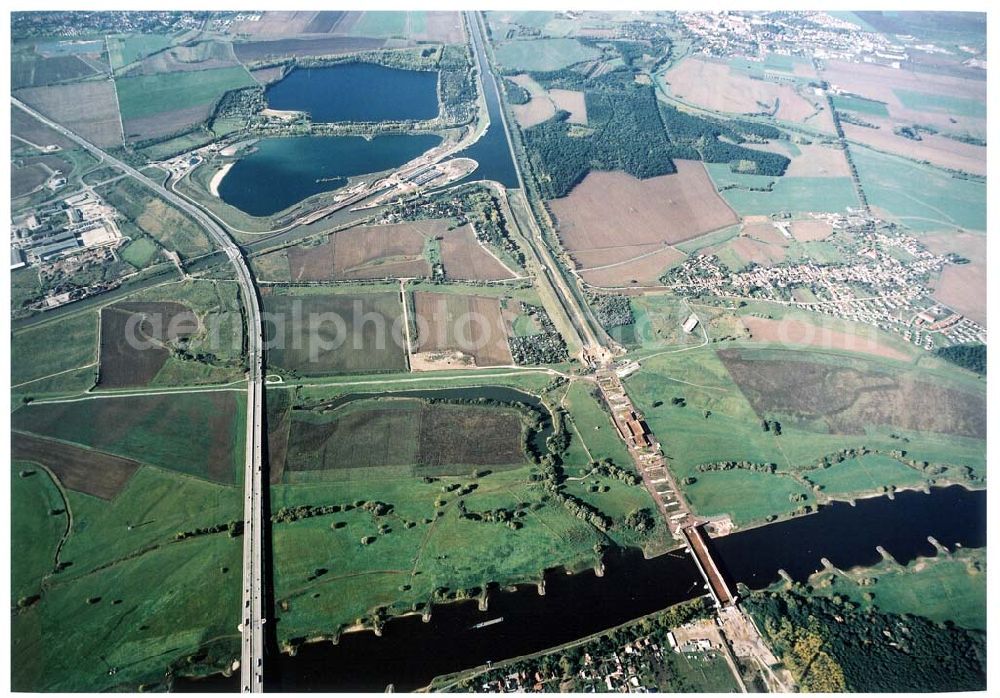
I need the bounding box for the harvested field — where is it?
[11,105,74,149]
[742,222,790,246]
[784,144,851,177]
[509,74,586,127]
[130,41,241,76]
[841,121,986,176]
[790,219,833,242]
[11,162,50,197]
[549,89,587,123]
[10,391,243,484]
[740,316,911,361]
[97,302,199,389]
[233,36,385,62]
[665,56,819,122]
[418,11,467,44]
[578,245,686,287]
[550,162,739,267]
[718,348,985,439]
[512,94,555,128]
[412,291,513,366]
[440,224,516,280]
[15,82,122,148]
[263,292,407,375]
[11,51,102,89]
[923,231,985,326]
[715,237,786,267]
[229,11,332,35]
[12,433,140,500]
[287,222,433,281]
[283,399,526,476]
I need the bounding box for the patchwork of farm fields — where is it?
[115,66,255,142]
[10,391,246,484]
[623,346,986,525]
[849,145,987,232]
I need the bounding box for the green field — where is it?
[11,465,66,603]
[119,236,160,268]
[115,66,255,121]
[705,164,859,215]
[271,469,607,642]
[107,34,174,72]
[893,89,986,119]
[494,38,600,71]
[806,454,925,496]
[12,310,98,389]
[11,391,246,484]
[11,423,244,691]
[623,345,985,525]
[560,380,633,471]
[806,549,986,630]
[832,94,889,116]
[348,11,414,38]
[849,145,986,232]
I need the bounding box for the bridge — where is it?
[682,524,737,607]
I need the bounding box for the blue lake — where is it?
[217,134,442,217]
[266,64,441,123]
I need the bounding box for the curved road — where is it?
[11,98,267,692]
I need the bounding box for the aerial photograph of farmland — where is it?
[7,6,990,694]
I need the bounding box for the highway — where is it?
[11,97,267,692]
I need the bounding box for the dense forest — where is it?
[935,343,986,375]
[519,66,790,198]
[744,588,986,692]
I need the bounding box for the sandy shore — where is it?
[209,163,233,197]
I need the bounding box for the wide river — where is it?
[179,485,985,692]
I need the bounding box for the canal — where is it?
[450,11,521,189]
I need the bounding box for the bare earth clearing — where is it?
[790,219,834,242]
[665,57,819,123]
[16,82,122,147]
[440,224,516,280]
[13,433,141,500]
[551,162,738,274]
[412,291,513,366]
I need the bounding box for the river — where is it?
[178,485,985,692]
